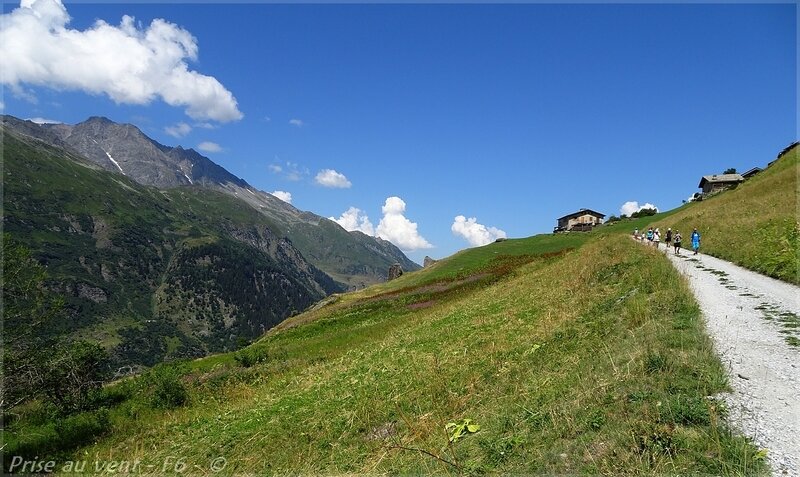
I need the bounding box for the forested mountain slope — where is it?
[3,127,339,366]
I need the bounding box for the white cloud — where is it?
[285,162,305,181]
[196,141,221,153]
[271,190,292,203]
[164,122,191,138]
[268,161,307,181]
[451,215,507,247]
[0,0,242,122]
[0,100,4,112]
[620,201,659,217]
[376,196,433,252]
[315,169,351,188]
[288,118,304,127]
[27,117,61,124]
[330,207,375,235]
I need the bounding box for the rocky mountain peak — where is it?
[84,116,115,124]
[2,114,420,288]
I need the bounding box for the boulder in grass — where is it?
[387,263,403,281]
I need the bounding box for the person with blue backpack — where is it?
[691,228,701,255]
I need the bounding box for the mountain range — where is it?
[1,115,419,366]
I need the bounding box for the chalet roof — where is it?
[741,167,762,178]
[776,141,798,160]
[557,208,605,221]
[769,142,798,167]
[698,174,744,188]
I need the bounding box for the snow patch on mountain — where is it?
[105,151,125,175]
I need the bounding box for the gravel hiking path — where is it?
[646,240,800,476]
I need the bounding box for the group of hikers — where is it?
[633,226,701,256]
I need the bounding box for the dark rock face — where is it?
[77,283,108,303]
[423,256,437,267]
[387,263,404,281]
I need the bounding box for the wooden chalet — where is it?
[769,141,798,167]
[741,167,762,179]
[698,174,744,194]
[554,208,605,232]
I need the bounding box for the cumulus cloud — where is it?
[451,215,507,247]
[164,122,191,138]
[288,118,304,127]
[270,190,292,203]
[0,0,242,122]
[197,141,221,153]
[620,201,659,217]
[315,169,352,188]
[330,207,374,235]
[376,196,433,252]
[27,117,61,124]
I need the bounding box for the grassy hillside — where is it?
[5,234,764,475]
[652,147,798,284]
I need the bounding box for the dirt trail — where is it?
[651,241,800,476]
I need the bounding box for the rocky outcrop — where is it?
[76,283,107,303]
[387,263,404,281]
[423,256,437,267]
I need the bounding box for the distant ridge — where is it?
[2,115,420,288]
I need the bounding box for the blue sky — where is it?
[2,2,796,263]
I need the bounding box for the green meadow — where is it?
[5,234,766,475]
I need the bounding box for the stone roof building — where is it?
[741,167,762,179]
[554,209,605,232]
[698,174,744,194]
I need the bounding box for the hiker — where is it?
[653,228,661,249]
[665,228,673,251]
[646,227,654,244]
[674,231,682,255]
[691,228,701,255]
